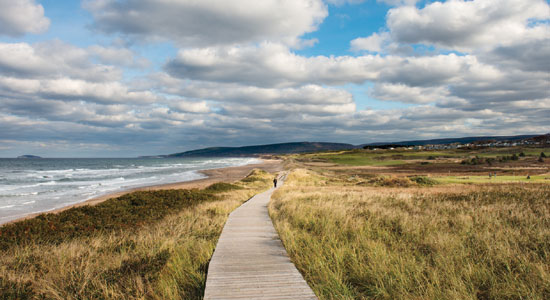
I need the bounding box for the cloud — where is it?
[0,41,121,82]
[325,0,366,5]
[370,83,449,104]
[169,100,210,114]
[350,32,390,52]
[84,0,328,47]
[165,43,395,87]
[1,1,548,157]
[387,0,550,51]
[377,0,418,6]
[88,45,150,68]
[0,0,50,37]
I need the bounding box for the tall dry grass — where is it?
[1,169,272,299]
[270,169,550,300]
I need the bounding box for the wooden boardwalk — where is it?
[204,176,317,300]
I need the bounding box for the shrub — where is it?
[409,176,438,186]
[541,152,547,158]
[369,176,413,187]
[519,152,525,157]
[204,182,242,193]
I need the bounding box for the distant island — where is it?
[16,155,42,159]
[142,134,548,158]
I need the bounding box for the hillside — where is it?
[361,134,541,147]
[166,142,356,157]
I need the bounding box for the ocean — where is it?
[0,157,260,224]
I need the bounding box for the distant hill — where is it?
[361,134,541,147]
[146,134,546,158]
[165,142,356,157]
[16,155,42,159]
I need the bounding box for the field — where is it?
[0,169,272,300]
[271,146,550,299]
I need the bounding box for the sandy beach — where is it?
[5,158,283,225]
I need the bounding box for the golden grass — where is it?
[1,169,273,299]
[270,169,550,300]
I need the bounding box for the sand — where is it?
[6,159,283,225]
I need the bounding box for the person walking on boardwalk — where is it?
[273,177,278,188]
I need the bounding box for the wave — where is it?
[0,157,258,224]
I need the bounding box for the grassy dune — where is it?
[270,169,550,299]
[0,169,272,299]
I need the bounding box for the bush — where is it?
[541,152,547,158]
[204,182,242,193]
[369,176,413,187]
[511,153,518,160]
[519,152,525,157]
[409,176,438,186]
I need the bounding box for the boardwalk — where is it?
[204,176,317,300]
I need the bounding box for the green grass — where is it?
[296,147,550,167]
[313,153,406,166]
[434,175,550,184]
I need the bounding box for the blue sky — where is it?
[0,0,548,157]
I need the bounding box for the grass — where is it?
[434,175,550,184]
[270,169,550,300]
[295,147,550,167]
[311,153,406,166]
[0,169,273,299]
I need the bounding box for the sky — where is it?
[0,0,548,157]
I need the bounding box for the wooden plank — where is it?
[204,176,317,300]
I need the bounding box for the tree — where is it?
[541,152,547,158]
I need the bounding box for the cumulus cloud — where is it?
[350,32,390,52]
[1,0,548,156]
[370,83,449,104]
[325,0,366,5]
[165,43,395,87]
[377,0,418,6]
[0,0,50,37]
[0,41,121,82]
[88,45,150,68]
[84,0,328,47]
[387,0,550,51]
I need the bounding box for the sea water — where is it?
[0,157,259,224]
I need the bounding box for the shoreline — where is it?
[3,158,283,226]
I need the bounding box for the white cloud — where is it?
[325,0,366,5]
[377,0,418,6]
[350,32,390,52]
[88,45,150,68]
[0,41,121,82]
[169,100,210,114]
[370,83,449,104]
[387,0,550,51]
[84,0,328,47]
[165,43,395,87]
[0,0,50,37]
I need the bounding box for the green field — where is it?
[434,174,550,184]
